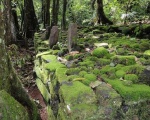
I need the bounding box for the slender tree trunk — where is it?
[62,0,67,30]
[24,0,38,40]
[51,0,60,26]
[97,0,113,25]
[42,0,50,28]
[3,0,14,45]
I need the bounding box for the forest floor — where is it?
[8,44,48,120]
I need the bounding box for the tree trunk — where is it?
[0,5,40,120]
[51,0,60,26]
[62,0,67,30]
[97,0,113,25]
[42,0,50,28]
[24,0,39,40]
[3,0,17,45]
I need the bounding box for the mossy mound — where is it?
[92,47,109,58]
[111,55,136,65]
[116,70,126,78]
[42,55,66,72]
[82,73,97,85]
[124,74,139,83]
[107,80,150,101]
[144,50,150,56]
[0,90,29,120]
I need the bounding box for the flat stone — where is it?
[94,43,108,48]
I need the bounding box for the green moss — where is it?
[79,71,87,77]
[139,42,150,51]
[124,74,138,83]
[116,70,126,78]
[130,43,140,51]
[92,47,109,58]
[85,56,99,62]
[55,68,68,83]
[59,81,96,104]
[100,65,116,75]
[111,55,136,65]
[66,68,80,75]
[47,106,56,120]
[45,62,66,72]
[67,75,81,81]
[120,64,145,75]
[0,90,29,120]
[65,55,73,61]
[107,80,150,101]
[79,60,95,67]
[122,80,133,86]
[36,78,51,103]
[117,48,127,55]
[98,58,110,66]
[93,68,100,75]
[82,74,97,85]
[43,55,66,71]
[144,50,150,56]
[41,55,57,62]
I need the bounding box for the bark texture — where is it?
[97,0,113,25]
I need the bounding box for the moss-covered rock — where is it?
[45,60,66,72]
[95,82,122,119]
[82,73,97,85]
[120,64,145,75]
[66,68,80,75]
[55,68,68,83]
[98,58,111,66]
[36,78,51,103]
[139,42,150,51]
[107,79,150,101]
[124,74,139,83]
[111,55,136,65]
[144,50,150,56]
[59,81,96,105]
[0,90,29,120]
[92,47,109,58]
[116,70,126,78]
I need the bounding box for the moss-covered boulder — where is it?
[111,55,136,65]
[124,74,138,83]
[92,47,109,58]
[116,70,126,78]
[0,90,29,120]
[58,81,98,119]
[42,55,66,72]
[95,82,122,119]
[144,50,150,56]
[82,73,97,85]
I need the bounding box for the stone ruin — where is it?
[49,26,59,48]
[67,23,77,52]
